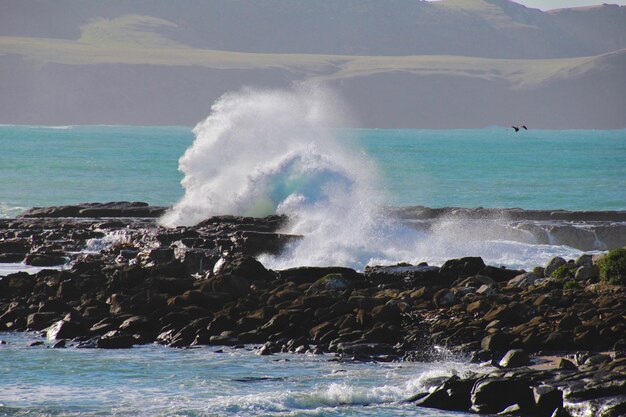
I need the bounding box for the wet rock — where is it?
[20,202,166,218]
[212,254,274,282]
[52,339,66,348]
[306,273,353,295]
[0,240,31,254]
[46,317,87,340]
[26,312,60,330]
[414,374,476,411]
[533,385,563,417]
[0,253,27,263]
[498,349,530,368]
[365,263,446,287]
[470,377,533,414]
[281,266,361,286]
[96,331,136,349]
[440,257,486,279]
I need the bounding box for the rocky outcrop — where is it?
[19,202,167,218]
[1,206,625,417]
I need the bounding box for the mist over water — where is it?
[162,86,585,270]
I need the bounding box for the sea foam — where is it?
[162,85,583,270]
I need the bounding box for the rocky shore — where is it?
[1,202,625,417]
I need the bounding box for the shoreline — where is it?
[1,202,625,416]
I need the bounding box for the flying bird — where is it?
[512,126,520,132]
[522,125,528,130]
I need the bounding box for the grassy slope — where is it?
[0,34,608,90]
[0,11,620,95]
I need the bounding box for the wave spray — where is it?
[162,85,582,270]
[161,85,397,269]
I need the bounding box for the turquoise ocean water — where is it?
[1,124,625,416]
[1,125,625,216]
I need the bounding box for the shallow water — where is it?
[0,332,477,417]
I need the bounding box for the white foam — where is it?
[162,85,586,271]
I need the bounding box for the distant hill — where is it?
[0,0,625,128]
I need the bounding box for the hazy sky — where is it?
[428,1,626,9]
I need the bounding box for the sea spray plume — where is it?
[160,85,582,270]
[161,85,410,269]
[160,85,359,226]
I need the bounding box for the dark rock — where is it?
[508,272,541,288]
[533,385,564,417]
[208,274,250,297]
[96,331,136,349]
[545,257,567,277]
[231,230,300,256]
[470,377,533,414]
[3,272,35,297]
[440,257,486,278]
[481,332,511,352]
[558,358,577,369]
[26,312,60,330]
[499,349,531,368]
[414,374,476,411]
[481,265,524,283]
[483,302,535,325]
[46,318,87,340]
[364,264,446,287]
[280,266,361,286]
[432,289,456,308]
[52,339,66,348]
[0,240,31,254]
[212,254,274,282]
[24,253,67,267]
[306,273,353,295]
[19,202,166,218]
[0,253,26,263]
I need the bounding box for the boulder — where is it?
[498,349,531,368]
[212,254,274,282]
[414,375,476,411]
[533,386,563,417]
[96,331,136,349]
[471,377,533,414]
[46,317,87,340]
[574,265,599,281]
[481,265,524,283]
[440,257,486,278]
[508,272,540,288]
[208,274,250,297]
[306,273,353,295]
[365,264,446,287]
[481,332,511,352]
[26,312,60,330]
[280,266,361,285]
[544,257,567,278]
[24,253,67,267]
